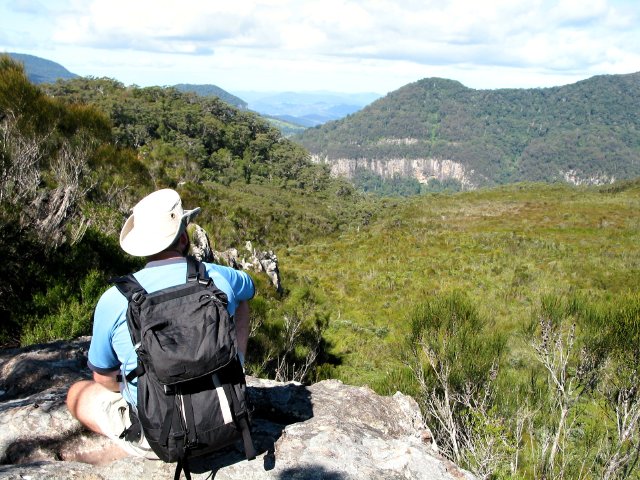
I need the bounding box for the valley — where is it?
[281,181,640,388]
[3,53,640,478]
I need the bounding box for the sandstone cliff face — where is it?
[561,169,616,186]
[0,339,474,480]
[311,155,477,189]
[312,156,619,190]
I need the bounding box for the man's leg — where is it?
[64,380,129,464]
[67,380,112,434]
[66,380,158,459]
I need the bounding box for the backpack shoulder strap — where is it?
[110,273,147,350]
[110,273,147,302]
[186,256,198,283]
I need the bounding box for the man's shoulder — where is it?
[96,284,128,311]
[202,261,232,273]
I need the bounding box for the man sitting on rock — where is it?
[66,188,254,457]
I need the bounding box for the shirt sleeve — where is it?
[205,264,255,314]
[230,269,255,302]
[87,287,125,374]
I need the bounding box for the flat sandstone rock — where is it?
[0,339,473,479]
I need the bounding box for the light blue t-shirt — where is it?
[87,257,255,405]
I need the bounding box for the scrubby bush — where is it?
[406,292,509,478]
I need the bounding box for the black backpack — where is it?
[111,256,256,479]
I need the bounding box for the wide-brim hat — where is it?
[119,189,201,257]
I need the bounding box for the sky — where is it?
[0,0,639,95]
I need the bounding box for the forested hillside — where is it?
[0,55,374,382]
[297,73,640,191]
[173,83,248,110]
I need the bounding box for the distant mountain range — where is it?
[296,73,640,188]
[11,51,637,190]
[234,91,382,127]
[6,52,78,84]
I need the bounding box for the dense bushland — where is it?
[402,291,640,479]
[0,56,369,385]
[0,55,141,344]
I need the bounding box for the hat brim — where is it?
[184,207,201,223]
[120,207,201,257]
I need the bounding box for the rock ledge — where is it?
[0,339,473,479]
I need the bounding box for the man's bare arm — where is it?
[235,300,250,359]
[93,370,120,392]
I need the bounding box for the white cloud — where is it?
[51,1,288,52]
[1,0,638,91]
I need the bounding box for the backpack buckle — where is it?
[131,291,144,304]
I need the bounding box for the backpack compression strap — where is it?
[230,386,257,460]
[211,373,257,460]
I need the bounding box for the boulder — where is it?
[187,223,214,264]
[212,241,283,293]
[0,339,473,479]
